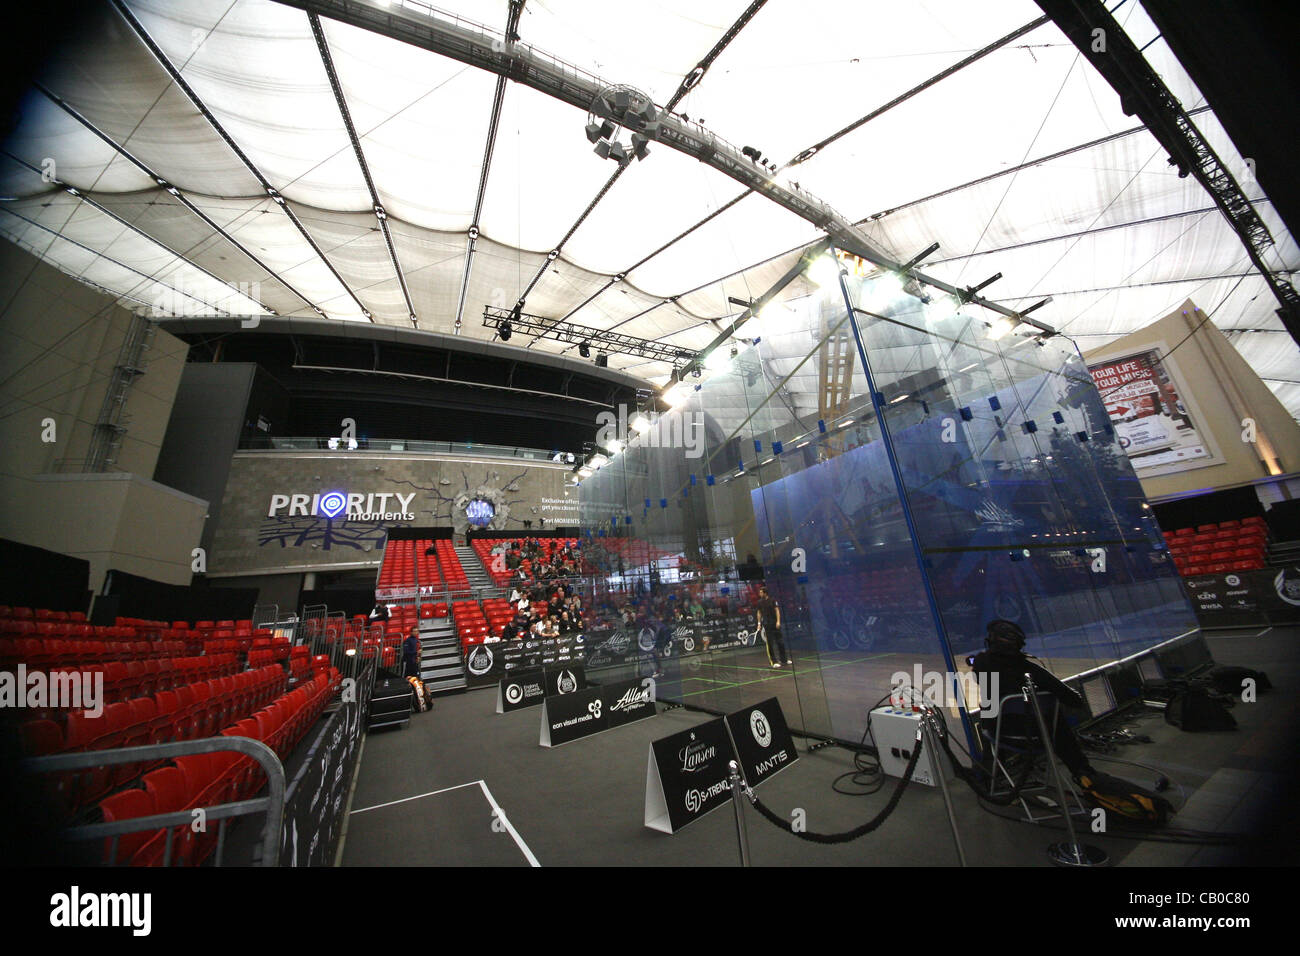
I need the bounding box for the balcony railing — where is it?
[238,436,576,463]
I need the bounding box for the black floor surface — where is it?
[341,625,1298,867]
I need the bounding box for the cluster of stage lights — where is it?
[585,86,658,167]
[804,251,1052,344]
[571,253,1049,484]
[571,412,654,483]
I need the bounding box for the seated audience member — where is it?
[968,619,1095,781]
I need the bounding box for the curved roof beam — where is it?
[273,0,1055,334]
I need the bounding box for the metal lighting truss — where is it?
[482,306,695,365]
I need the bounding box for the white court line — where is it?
[350,780,482,815]
[1205,626,1273,640]
[478,779,541,868]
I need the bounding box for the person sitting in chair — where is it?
[968,619,1095,781]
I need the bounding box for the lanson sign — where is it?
[268,491,417,521]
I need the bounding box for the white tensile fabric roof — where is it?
[2,0,1297,416]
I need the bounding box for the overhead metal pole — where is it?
[309,11,416,324]
[454,0,525,334]
[274,0,1055,334]
[1035,0,1300,346]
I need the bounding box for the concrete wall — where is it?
[1083,298,1300,500]
[208,451,579,576]
[154,363,257,555]
[0,243,203,592]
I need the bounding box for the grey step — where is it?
[423,655,462,669]
[422,663,465,678]
[424,677,467,695]
[421,669,466,684]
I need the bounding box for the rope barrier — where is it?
[743,735,924,844]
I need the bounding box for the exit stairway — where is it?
[454,544,493,592]
[418,617,466,695]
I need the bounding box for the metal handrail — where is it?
[24,736,286,866]
[237,436,571,462]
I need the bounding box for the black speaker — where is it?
[368,676,412,730]
[595,353,608,367]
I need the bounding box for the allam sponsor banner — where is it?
[645,717,737,834]
[1087,349,1213,475]
[538,676,657,747]
[724,697,797,788]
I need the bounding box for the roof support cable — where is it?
[308,11,414,324]
[112,0,373,320]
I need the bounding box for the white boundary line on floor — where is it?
[346,778,541,867]
[349,780,482,815]
[478,779,542,867]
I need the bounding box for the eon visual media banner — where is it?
[1087,349,1214,476]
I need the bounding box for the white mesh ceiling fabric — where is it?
[1,0,1296,412]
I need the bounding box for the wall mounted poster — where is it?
[1087,348,1214,476]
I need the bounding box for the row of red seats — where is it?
[0,606,87,622]
[452,600,488,646]
[99,668,341,866]
[18,654,242,707]
[21,665,290,815]
[1166,516,1268,575]
[377,539,445,590]
[0,638,195,668]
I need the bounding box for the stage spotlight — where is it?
[986,317,1018,341]
[606,438,626,454]
[499,321,512,341]
[704,348,732,372]
[608,142,630,166]
[631,132,651,160]
[630,412,652,434]
[806,254,843,288]
[664,383,692,407]
[863,271,905,311]
[594,139,611,159]
[579,341,591,358]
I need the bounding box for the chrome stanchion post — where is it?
[917,706,967,867]
[1022,673,1107,867]
[727,760,752,867]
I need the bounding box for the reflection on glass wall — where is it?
[576,252,1196,746]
